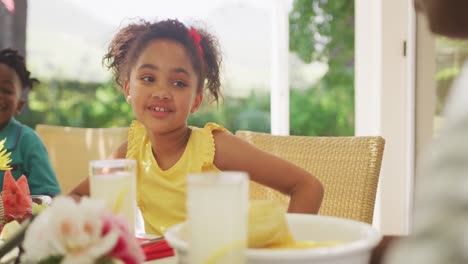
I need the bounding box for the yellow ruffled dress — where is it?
[126,121,228,236]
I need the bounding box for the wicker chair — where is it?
[235,130,385,224]
[35,124,129,194]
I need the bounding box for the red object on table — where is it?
[2,171,32,223]
[136,237,175,261]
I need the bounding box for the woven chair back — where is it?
[235,130,385,224]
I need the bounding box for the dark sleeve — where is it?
[20,130,61,195]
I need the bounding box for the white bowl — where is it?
[165,213,382,264]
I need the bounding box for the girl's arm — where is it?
[68,141,128,200]
[213,131,324,214]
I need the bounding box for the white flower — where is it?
[21,196,120,264]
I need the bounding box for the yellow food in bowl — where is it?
[248,200,294,248]
[248,200,341,249]
[178,199,341,251]
[266,240,342,249]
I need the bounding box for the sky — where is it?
[63,0,294,26]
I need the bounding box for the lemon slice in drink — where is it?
[204,240,244,264]
[113,186,128,214]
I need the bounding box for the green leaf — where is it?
[38,255,64,264]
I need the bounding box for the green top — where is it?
[0,118,61,195]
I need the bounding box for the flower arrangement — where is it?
[0,137,33,226]
[0,138,144,263]
[20,196,145,264]
[0,138,12,170]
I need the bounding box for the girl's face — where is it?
[124,39,203,134]
[0,63,24,130]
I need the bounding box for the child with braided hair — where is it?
[70,19,324,236]
[0,48,61,195]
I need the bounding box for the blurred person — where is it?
[0,48,61,195]
[371,0,468,263]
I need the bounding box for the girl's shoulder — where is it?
[129,120,145,135]
[189,123,231,167]
[202,122,230,134]
[190,122,231,140]
[127,120,147,159]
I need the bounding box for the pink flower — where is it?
[1,0,14,13]
[103,214,145,264]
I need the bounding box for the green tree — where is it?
[188,91,270,133]
[17,80,134,129]
[289,0,354,136]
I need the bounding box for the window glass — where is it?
[19,0,355,137]
[21,0,273,132]
[433,37,468,136]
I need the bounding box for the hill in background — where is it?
[27,0,326,95]
[27,0,113,82]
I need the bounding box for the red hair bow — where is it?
[188,28,203,63]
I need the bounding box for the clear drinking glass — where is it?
[89,159,137,235]
[187,171,249,264]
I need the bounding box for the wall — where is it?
[355,0,415,235]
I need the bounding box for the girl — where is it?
[0,48,61,195]
[70,19,323,236]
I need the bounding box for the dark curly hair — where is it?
[0,48,38,94]
[103,19,223,103]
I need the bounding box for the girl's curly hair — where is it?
[103,19,222,103]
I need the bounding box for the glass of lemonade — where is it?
[187,171,249,264]
[89,159,137,235]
